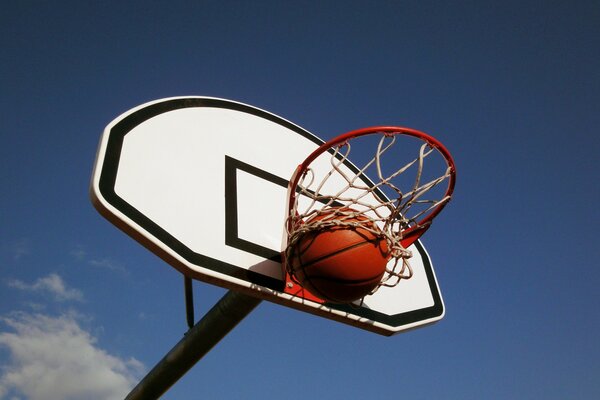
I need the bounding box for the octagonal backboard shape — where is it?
[90,97,444,336]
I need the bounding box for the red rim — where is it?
[287,126,456,243]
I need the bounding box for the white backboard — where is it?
[90,97,444,335]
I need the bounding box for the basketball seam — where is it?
[297,238,386,269]
[296,239,386,303]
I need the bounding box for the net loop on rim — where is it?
[285,127,455,298]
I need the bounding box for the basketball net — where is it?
[285,129,455,295]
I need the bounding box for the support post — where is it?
[184,276,194,329]
[125,290,262,400]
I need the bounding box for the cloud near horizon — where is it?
[7,273,84,302]
[0,312,144,400]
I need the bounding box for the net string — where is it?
[286,133,452,294]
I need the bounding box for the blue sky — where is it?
[1,1,598,399]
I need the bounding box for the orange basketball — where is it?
[288,209,389,303]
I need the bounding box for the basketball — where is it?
[288,208,389,303]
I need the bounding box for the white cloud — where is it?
[68,246,129,276]
[88,258,128,275]
[7,274,84,302]
[0,312,144,400]
[69,247,87,261]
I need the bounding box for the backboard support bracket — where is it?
[184,275,195,330]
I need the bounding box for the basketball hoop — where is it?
[284,126,456,300]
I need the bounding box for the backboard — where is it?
[90,97,444,336]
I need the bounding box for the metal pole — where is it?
[125,290,262,400]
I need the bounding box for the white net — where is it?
[285,130,454,294]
